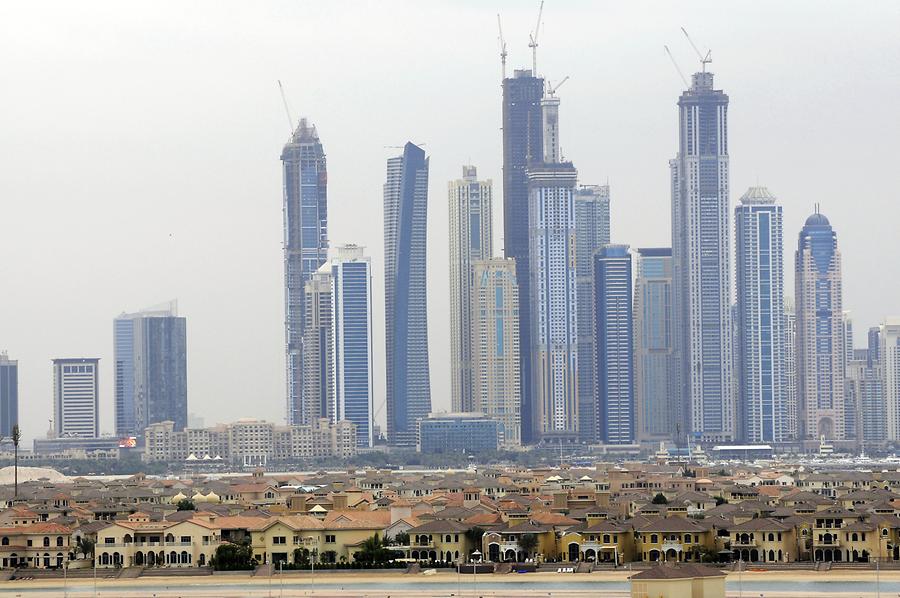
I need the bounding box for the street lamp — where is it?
[471,549,482,598]
[304,536,319,596]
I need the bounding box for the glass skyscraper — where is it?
[502,69,544,444]
[384,142,431,447]
[881,320,900,442]
[0,352,17,439]
[594,245,634,445]
[282,118,328,425]
[735,187,786,443]
[633,248,679,442]
[528,91,579,443]
[115,303,188,435]
[795,210,844,440]
[574,184,611,442]
[331,245,374,448]
[670,69,735,443]
[448,166,493,414]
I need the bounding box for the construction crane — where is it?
[528,0,544,76]
[546,75,569,97]
[277,80,295,137]
[664,45,689,88]
[497,14,508,81]
[681,27,712,72]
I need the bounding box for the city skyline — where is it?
[2,2,898,442]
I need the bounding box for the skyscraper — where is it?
[331,245,374,448]
[735,187,786,443]
[846,334,886,449]
[594,245,634,445]
[783,300,798,441]
[301,266,333,426]
[53,358,99,438]
[633,248,679,443]
[528,90,579,443]
[880,319,900,442]
[795,210,844,440]
[670,69,735,443]
[0,352,17,439]
[574,184,611,442]
[114,303,187,435]
[282,118,328,425]
[502,69,544,444]
[384,142,431,447]
[471,258,521,447]
[449,166,493,413]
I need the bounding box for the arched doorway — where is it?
[648,550,660,562]
[584,549,596,562]
[568,543,579,562]
[504,549,515,562]
[749,549,758,562]
[488,544,500,562]
[666,549,678,562]
[135,552,144,566]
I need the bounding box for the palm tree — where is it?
[11,424,21,499]
[517,533,539,561]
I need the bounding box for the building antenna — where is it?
[664,46,689,88]
[528,0,544,77]
[497,14,508,81]
[277,80,295,136]
[680,27,712,72]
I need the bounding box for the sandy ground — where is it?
[1,569,897,597]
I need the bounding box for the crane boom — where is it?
[528,0,544,76]
[277,80,295,136]
[547,75,569,97]
[664,46,689,88]
[680,27,712,72]
[497,14,508,81]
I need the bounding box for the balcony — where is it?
[813,538,840,547]
[731,540,757,548]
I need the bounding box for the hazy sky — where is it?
[1,1,898,443]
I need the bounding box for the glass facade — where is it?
[384,143,431,447]
[502,70,544,444]
[735,189,786,443]
[332,248,374,448]
[282,119,328,425]
[418,416,501,454]
[594,245,634,444]
[0,354,17,439]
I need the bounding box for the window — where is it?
[325,535,336,543]
[57,537,64,547]
[181,536,191,543]
[273,536,286,545]
[650,534,658,544]
[104,538,114,544]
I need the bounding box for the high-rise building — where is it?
[448,166,493,413]
[114,303,187,435]
[633,248,679,443]
[735,187,787,443]
[594,245,634,445]
[783,300,798,441]
[53,358,99,438]
[528,90,579,443]
[846,335,886,449]
[670,69,735,443]
[282,118,328,425]
[301,266,333,427]
[574,184,611,442]
[330,244,374,448]
[384,142,431,447]
[795,210,844,440]
[471,258,521,447]
[880,319,900,442]
[0,352,18,439]
[502,69,544,444]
